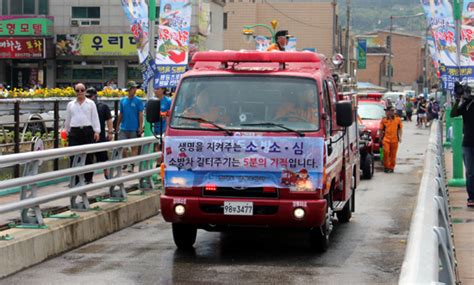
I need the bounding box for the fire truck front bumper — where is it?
[160,195,327,228]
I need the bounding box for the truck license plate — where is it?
[223,201,253,216]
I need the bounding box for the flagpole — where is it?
[148,0,156,100]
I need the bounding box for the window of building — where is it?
[72,6,100,19]
[2,0,49,15]
[223,12,228,30]
[38,0,47,14]
[56,60,119,89]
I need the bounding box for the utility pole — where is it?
[332,0,337,54]
[344,0,351,73]
[387,16,393,91]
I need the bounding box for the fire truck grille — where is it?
[202,187,278,199]
[200,205,279,215]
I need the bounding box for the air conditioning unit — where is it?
[71,19,101,27]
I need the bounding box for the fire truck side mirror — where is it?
[146,99,161,123]
[335,101,353,127]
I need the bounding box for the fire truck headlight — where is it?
[174,204,186,216]
[293,208,305,219]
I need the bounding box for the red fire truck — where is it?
[147,51,360,252]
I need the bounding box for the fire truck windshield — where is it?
[170,76,320,132]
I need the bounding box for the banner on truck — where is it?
[164,136,325,191]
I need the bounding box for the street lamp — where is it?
[387,12,425,91]
[242,20,278,44]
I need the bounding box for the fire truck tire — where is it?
[336,196,352,223]
[172,223,197,249]
[309,203,331,252]
[361,153,374,179]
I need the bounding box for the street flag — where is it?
[357,38,367,69]
[120,0,157,91]
[155,0,192,88]
[419,0,474,92]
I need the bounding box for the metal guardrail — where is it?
[399,120,458,285]
[0,137,161,227]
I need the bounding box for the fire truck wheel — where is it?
[172,223,197,249]
[336,196,352,223]
[361,153,374,180]
[309,203,332,252]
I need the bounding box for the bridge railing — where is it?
[399,120,458,285]
[0,137,161,227]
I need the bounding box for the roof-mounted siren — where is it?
[331,53,345,70]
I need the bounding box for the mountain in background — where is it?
[340,0,426,36]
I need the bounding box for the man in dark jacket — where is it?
[450,82,474,207]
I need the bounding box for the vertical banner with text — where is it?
[120,0,157,90]
[155,0,192,88]
[420,0,474,91]
[357,38,367,69]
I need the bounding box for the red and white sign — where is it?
[0,38,44,59]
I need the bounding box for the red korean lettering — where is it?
[20,23,29,33]
[6,23,15,35]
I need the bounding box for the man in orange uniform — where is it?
[379,105,403,173]
[267,30,291,51]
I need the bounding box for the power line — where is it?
[262,0,331,30]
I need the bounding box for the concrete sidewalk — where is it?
[445,149,474,284]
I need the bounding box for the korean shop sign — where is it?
[0,38,44,59]
[56,34,137,56]
[0,16,53,36]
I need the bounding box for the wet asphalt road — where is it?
[3,122,430,285]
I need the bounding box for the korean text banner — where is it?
[56,34,137,56]
[121,0,157,90]
[0,16,53,36]
[357,38,367,69]
[420,0,474,91]
[0,38,44,59]
[164,136,325,190]
[155,0,192,88]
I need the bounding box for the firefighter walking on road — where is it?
[380,105,403,173]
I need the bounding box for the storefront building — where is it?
[0,15,54,88]
[0,0,225,89]
[54,33,141,89]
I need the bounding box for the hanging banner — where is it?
[164,136,324,191]
[357,38,367,69]
[420,0,474,91]
[198,0,210,36]
[255,35,270,51]
[286,38,297,51]
[155,0,192,88]
[120,0,157,90]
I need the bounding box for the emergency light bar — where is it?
[358,93,383,100]
[192,51,321,64]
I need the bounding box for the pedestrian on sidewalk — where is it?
[405,98,413,122]
[395,94,405,119]
[153,87,172,151]
[115,81,144,172]
[379,105,403,173]
[450,82,474,207]
[64,83,101,184]
[86,87,114,179]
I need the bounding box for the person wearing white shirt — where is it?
[395,95,405,118]
[64,82,101,184]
